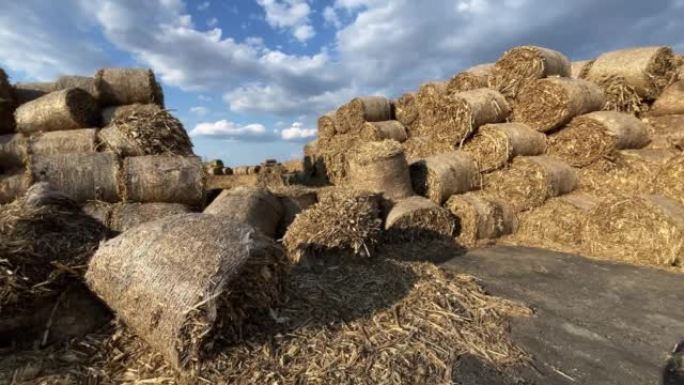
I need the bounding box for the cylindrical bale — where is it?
[384,196,456,241]
[492,46,571,99]
[463,123,547,172]
[318,135,359,185]
[415,81,449,129]
[95,68,164,107]
[15,88,99,134]
[122,155,204,206]
[409,151,480,204]
[85,214,287,371]
[570,60,594,79]
[654,155,684,204]
[234,166,249,175]
[394,92,419,136]
[101,103,162,126]
[335,96,392,135]
[247,165,262,174]
[81,201,112,227]
[447,63,494,93]
[222,167,233,176]
[109,202,192,232]
[651,80,684,116]
[445,192,516,247]
[13,82,57,104]
[55,76,99,100]
[0,134,29,171]
[317,111,336,140]
[591,74,643,113]
[360,120,408,142]
[513,77,605,132]
[548,111,651,167]
[0,173,30,204]
[347,140,414,201]
[29,128,97,157]
[203,186,284,238]
[270,185,318,236]
[402,136,454,163]
[586,46,677,99]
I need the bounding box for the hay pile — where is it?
[409,151,480,204]
[644,115,684,151]
[15,88,99,134]
[95,68,164,107]
[463,122,547,172]
[317,111,336,139]
[445,193,517,247]
[347,140,414,201]
[204,186,284,238]
[492,45,571,99]
[651,79,684,116]
[415,81,449,131]
[394,92,419,135]
[385,196,456,241]
[447,63,494,93]
[591,74,643,113]
[570,59,594,79]
[654,154,684,204]
[360,120,408,142]
[336,96,392,134]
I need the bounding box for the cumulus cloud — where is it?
[190,120,275,141]
[190,106,209,116]
[322,6,342,28]
[256,0,315,42]
[281,122,316,141]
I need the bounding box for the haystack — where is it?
[86,214,287,372]
[651,80,684,116]
[360,120,408,142]
[394,92,420,136]
[347,140,413,201]
[30,128,97,157]
[95,68,164,107]
[0,173,30,204]
[654,154,684,204]
[463,122,547,172]
[385,196,455,241]
[445,193,516,247]
[492,45,571,99]
[203,187,283,238]
[122,155,204,206]
[447,63,495,93]
[415,81,449,130]
[15,88,99,134]
[0,134,28,171]
[335,96,392,134]
[570,59,594,79]
[591,74,643,113]
[82,201,192,233]
[317,111,336,139]
[409,151,480,204]
[317,134,359,185]
[13,82,55,104]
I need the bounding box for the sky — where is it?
[1,0,683,166]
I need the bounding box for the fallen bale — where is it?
[269,185,318,235]
[30,128,97,157]
[95,68,164,107]
[101,103,162,126]
[548,111,651,167]
[654,154,684,204]
[385,196,456,241]
[83,201,192,233]
[15,88,99,134]
[335,96,392,134]
[360,120,408,142]
[317,111,336,139]
[415,81,449,130]
[463,122,547,172]
[55,75,99,100]
[591,74,643,113]
[86,213,287,372]
[447,63,494,93]
[409,151,480,204]
[492,45,571,99]
[445,192,516,247]
[347,140,414,201]
[122,155,204,206]
[0,134,28,171]
[394,92,419,136]
[203,186,283,238]
[13,82,56,104]
[570,59,594,79]
[0,173,30,204]
[650,80,684,116]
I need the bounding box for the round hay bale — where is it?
[484,156,577,212]
[317,134,359,185]
[108,202,192,232]
[446,63,494,93]
[591,74,643,113]
[360,120,408,142]
[122,155,204,206]
[13,82,56,104]
[269,185,318,235]
[415,81,449,129]
[586,46,677,99]
[394,92,419,135]
[222,167,233,175]
[101,103,162,126]
[247,165,262,175]
[651,80,684,116]
[95,68,164,107]
[570,60,594,79]
[347,140,414,201]
[384,196,455,241]
[85,213,287,372]
[492,46,571,99]
[0,173,30,204]
[335,96,392,135]
[409,151,480,204]
[513,77,605,132]
[203,187,284,238]
[463,123,547,172]
[0,134,29,171]
[654,154,684,204]
[30,128,97,157]
[445,192,516,247]
[55,76,99,100]
[401,136,452,163]
[15,88,99,134]
[233,166,249,175]
[81,200,112,227]
[30,152,120,203]
[317,111,336,140]
[548,111,651,167]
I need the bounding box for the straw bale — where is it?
[335,96,392,134]
[13,82,56,104]
[570,59,594,79]
[122,155,204,206]
[654,154,684,204]
[394,92,420,135]
[86,213,287,372]
[269,185,318,234]
[409,151,480,204]
[110,202,192,232]
[401,136,452,163]
[445,192,516,247]
[95,68,164,107]
[15,88,99,134]
[317,134,358,185]
[0,133,28,171]
[643,114,684,151]
[317,111,336,139]
[385,196,456,241]
[347,140,414,201]
[233,166,249,175]
[548,111,650,167]
[463,122,547,172]
[360,120,408,142]
[55,75,99,100]
[513,77,605,132]
[101,103,162,126]
[0,98,14,134]
[591,74,644,113]
[30,128,97,157]
[492,45,571,99]
[204,186,284,238]
[447,63,494,93]
[247,165,262,174]
[415,81,449,130]
[0,173,30,204]
[81,200,111,227]
[651,80,684,116]
[222,167,233,175]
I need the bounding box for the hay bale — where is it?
[222,167,233,176]
[586,46,677,99]
[643,115,684,151]
[203,187,283,238]
[570,60,594,79]
[446,63,494,93]
[654,154,684,204]
[122,155,204,206]
[347,140,413,201]
[0,173,30,204]
[81,201,111,226]
[548,111,650,167]
[13,82,56,104]
[463,123,547,172]
[86,213,287,372]
[108,202,192,232]
[335,96,392,134]
[95,68,164,107]
[233,166,249,175]
[401,136,452,163]
[445,192,516,247]
[15,88,99,134]
[30,128,97,157]
[55,76,99,100]
[484,156,577,212]
[0,134,28,171]
[317,111,336,139]
[409,151,480,204]
[591,74,643,113]
[317,134,359,185]
[30,153,120,203]
[247,165,262,175]
[360,120,408,142]
[583,194,684,267]
[415,81,449,129]
[513,77,605,132]
[384,196,455,241]
[651,80,684,116]
[394,92,419,136]
[101,103,162,126]
[492,46,571,99]
[269,185,318,235]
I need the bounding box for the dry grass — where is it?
[492,45,571,99]
[445,193,516,247]
[654,154,684,204]
[463,123,546,172]
[592,75,643,113]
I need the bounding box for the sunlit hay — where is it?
[317,111,337,139]
[121,155,204,206]
[385,196,456,241]
[29,128,97,157]
[447,63,495,93]
[415,81,449,132]
[570,59,595,79]
[335,96,392,135]
[317,134,360,185]
[203,186,284,238]
[401,136,453,163]
[654,154,684,204]
[395,92,420,136]
[643,114,684,151]
[14,88,99,134]
[409,151,480,204]
[445,192,517,247]
[651,79,684,116]
[360,120,408,142]
[463,123,546,172]
[591,74,644,113]
[347,140,414,201]
[95,68,164,107]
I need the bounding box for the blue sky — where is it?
[1,0,683,166]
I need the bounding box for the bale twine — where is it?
[492,46,571,99]
[570,60,594,79]
[446,63,494,93]
[643,115,684,151]
[15,88,99,134]
[122,155,204,206]
[585,46,677,99]
[547,111,650,167]
[360,120,408,142]
[484,156,577,212]
[0,134,29,171]
[0,173,31,204]
[583,194,684,268]
[347,140,414,201]
[86,213,287,372]
[462,123,547,172]
[394,92,419,136]
[317,111,336,139]
[650,80,684,116]
[335,96,392,135]
[445,193,516,247]
[30,152,120,203]
[415,81,449,130]
[512,77,605,132]
[384,196,455,241]
[409,151,480,204]
[95,68,164,107]
[269,185,318,235]
[203,187,283,238]
[30,128,97,157]
[55,76,99,100]
[13,82,56,104]
[591,74,643,113]
[101,103,162,126]
[654,155,684,204]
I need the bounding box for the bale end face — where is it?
[384,196,456,241]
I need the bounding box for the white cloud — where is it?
[190,106,209,116]
[207,17,218,27]
[190,120,275,141]
[197,1,210,11]
[293,25,315,42]
[323,6,342,28]
[256,0,315,42]
[281,122,316,141]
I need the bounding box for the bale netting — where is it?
[385,196,455,241]
[0,134,28,171]
[85,213,288,372]
[651,80,684,116]
[82,202,192,233]
[203,187,284,238]
[591,74,643,113]
[101,103,162,126]
[415,81,449,129]
[0,173,30,204]
[409,151,480,204]
[317,111,336,139]
[583,194,684,268]
[95,68,164,107]
[570,59,594,79]
[585,46,677,99]
[492,45,571,99]
[654,154,684,204]
[547,111,650,167]
[15,88,99,134]
[360,120,408,142]
[30,128,97,157]
[484,156,577,212]
[122,155,204,206]
[463,123,547,172]
[55,76,99,100]
[512,77,605,132]
[394,92,419,135]
[445,193,516,247]
[30,152,120,203]
[335,96,392,135]
[446,63,494,93]
[347,140,414,201]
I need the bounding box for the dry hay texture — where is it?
[121,155,204,206]
[654,154,684,204]
[463,122,547,172]
[203,186,284,238]
[415,81,449,131]
[30,128,97,157]
[445,192,517,247]
[317,111,336,139]
[95,68,164,107]
[548,111,651,168]
[335,96,392,135]
[14,88,99,134]
[0,134,29,171]
[644,114,684,151]
[82,201,192,233]
[570,59,595,79]
[269,185,318,234]
[0,173,30,204]
[401,136,453,163]
[447,63,495,93]
[100,103,162,126]
[492,45,571,99]
[385,195,455,241]
[591,74,644,113]
[394,92,419,135]
[55,75,99,100]
[347,140,414,201]
[513,77,605,132]
[409,151,480,204]
[317,134,360,185]
[651,79,684,116]
[360,120,408,142]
